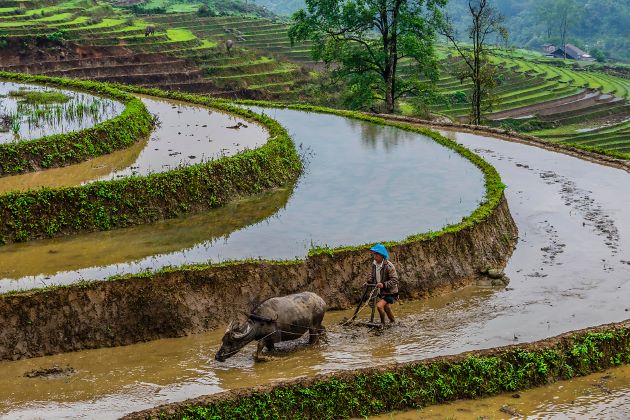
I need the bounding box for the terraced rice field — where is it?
[0,78,628,419]
[478,53,630,156]
[0,0,628,153]
[0,1,310,98]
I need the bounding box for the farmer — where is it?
[364,243,399,324]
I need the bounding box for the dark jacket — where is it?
[367,260,399,295]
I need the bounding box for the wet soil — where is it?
[371,363,630,419]
[24,365,76,379]
[0,123,626,418]
[0,105,628,416]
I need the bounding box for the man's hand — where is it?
[376,283,384,289]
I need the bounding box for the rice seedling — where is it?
[8,89,71,105]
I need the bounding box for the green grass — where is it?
[139,0,203,13]
[165,28,196,42]
[68,17,124,30]
[33,12,73,22]
[8,89,71,104]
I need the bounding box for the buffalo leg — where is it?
[256,340,265,359]
[309,325,326,344]
[265,339,275,351]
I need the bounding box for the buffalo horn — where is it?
[232,322,252,339]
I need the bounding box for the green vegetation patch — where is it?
[0,72,153,176]
[146,324,630,419]
[8,89,70,105]
[0,79,301,245]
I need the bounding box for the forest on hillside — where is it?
[250,0,630,63]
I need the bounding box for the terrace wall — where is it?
[0,194,517,361]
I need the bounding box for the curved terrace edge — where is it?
[0,72,154,177]
[0,87,519,360]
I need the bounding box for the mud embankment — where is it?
[0,196,516,361]
[126,320,630,419]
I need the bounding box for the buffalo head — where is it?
[215,320,256,362]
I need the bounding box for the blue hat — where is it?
[369,243,389,259]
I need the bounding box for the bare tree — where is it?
[441,0,507,125]
[557,1,577,59]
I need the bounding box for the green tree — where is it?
[535,0,582,56]
[289,0,447,113]
[442,0,507,125]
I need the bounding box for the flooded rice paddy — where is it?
[0,104,484,293]
[0,96,267,193]
[0,96,629,417]
[370,363,630,419]
[0,81,124,143]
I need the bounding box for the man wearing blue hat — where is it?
[365,243,399,324]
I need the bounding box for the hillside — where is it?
[0,0,628,155]
[249,0,630,64]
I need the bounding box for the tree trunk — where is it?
[472,9,482,125]
[385,74,395,114]
[560,12,568,60]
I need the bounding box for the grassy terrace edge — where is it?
[0,80,302,245]
[130,321,630,419]
[0,85,506,294]
[0,72,154,176]
[115,88,507,259]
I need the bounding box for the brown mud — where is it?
[1,110,629,417]
[0,195,516,361]
[24,365,76,379]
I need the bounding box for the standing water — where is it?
[0,104,484,292]
[0,81,124,143]
[369,363,630,419]
[0,116,628,417]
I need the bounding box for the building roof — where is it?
[563,44,588,58]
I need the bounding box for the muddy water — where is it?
[0,107,484,292]
[0,137,149,193]
[0,187,292,284]
[370,363,630,419]
[0,96,267,192]
[0,126,627,418]
[98,97,268,181]
[0,81,124,143]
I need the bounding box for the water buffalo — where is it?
[225,39,233,52]
[145,25,155,37]
[215,292,326,362]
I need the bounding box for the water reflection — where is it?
[0,118,628,419]
[0,106,484,292]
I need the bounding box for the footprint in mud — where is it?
[538,170,619,256]
[537,220,566,266]
[525,271,548,278]
[24,365,75,379]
